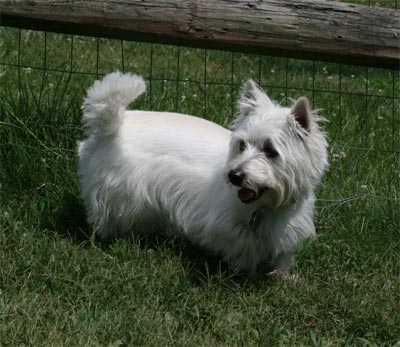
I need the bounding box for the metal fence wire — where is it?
[0,1,399,224]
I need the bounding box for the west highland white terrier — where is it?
[78,72,328,275]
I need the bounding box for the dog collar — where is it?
[249,209,263,232]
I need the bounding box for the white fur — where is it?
[78,72,328,275]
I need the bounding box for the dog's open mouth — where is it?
[237,188,266,204]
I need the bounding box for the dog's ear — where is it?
[238,80,273,118]
[291,96,311,131]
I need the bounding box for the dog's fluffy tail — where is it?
[82,72,146,137]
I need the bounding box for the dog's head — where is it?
[225,80,328,208]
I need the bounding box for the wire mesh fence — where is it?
[0,1,399,226]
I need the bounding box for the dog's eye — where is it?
[239,140,246,152]
[263,144,279,159]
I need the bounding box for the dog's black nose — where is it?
[228,169,246,186]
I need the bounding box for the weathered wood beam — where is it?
[0,0,399,69]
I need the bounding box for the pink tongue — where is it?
[238,188,257,202]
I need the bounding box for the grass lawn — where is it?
[0,3,399,346]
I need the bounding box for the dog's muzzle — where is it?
[228,169,267,204]
[228,168,245,187]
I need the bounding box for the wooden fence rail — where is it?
[0,0,399,69]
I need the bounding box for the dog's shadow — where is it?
[48,193,251,284]
[49,192,92,243]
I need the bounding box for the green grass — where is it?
[1,10,399,347]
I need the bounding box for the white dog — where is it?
[78,72,328,275]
